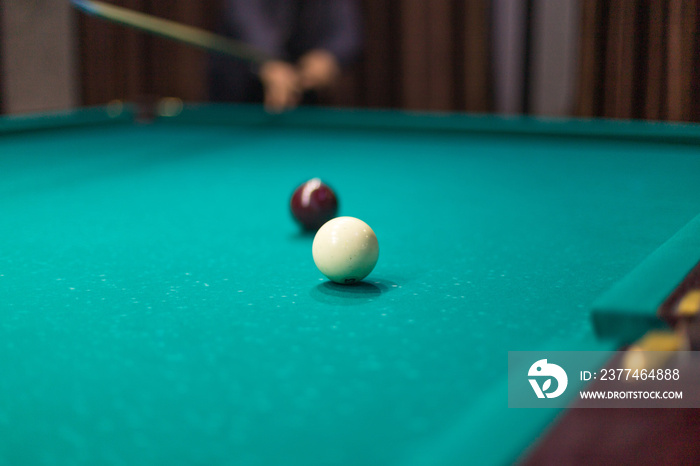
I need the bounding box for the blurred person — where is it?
[209,0,362,112]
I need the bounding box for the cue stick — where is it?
[70,0,273,64]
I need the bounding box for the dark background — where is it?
[77,1,493,113]
[1,0,699,121]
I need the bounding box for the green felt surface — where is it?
[2,105,700,465]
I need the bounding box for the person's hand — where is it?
[258,60,301,113]
[297,49,340,91]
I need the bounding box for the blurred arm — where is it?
[221,0,301,112]
[297,0,362,90]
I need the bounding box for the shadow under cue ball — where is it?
[312,217,379,285]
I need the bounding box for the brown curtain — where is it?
[576,0,700,122]
[0,4,4,114]
[80,0,216,105]
[330,0,492,112]
[78,0,493,113]
[27,0,700,121]
[80,0,149,105]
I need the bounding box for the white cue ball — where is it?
[312,216,379,285]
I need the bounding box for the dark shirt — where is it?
[210,0,362,103]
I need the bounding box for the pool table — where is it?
[2,103,700,465]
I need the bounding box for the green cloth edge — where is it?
[5,103,700,143]
[168,103,700,143]
[401,339,618,466]
[592,213,700,343]
[0,105,134,134]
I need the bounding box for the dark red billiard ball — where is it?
[290,178,339,230]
